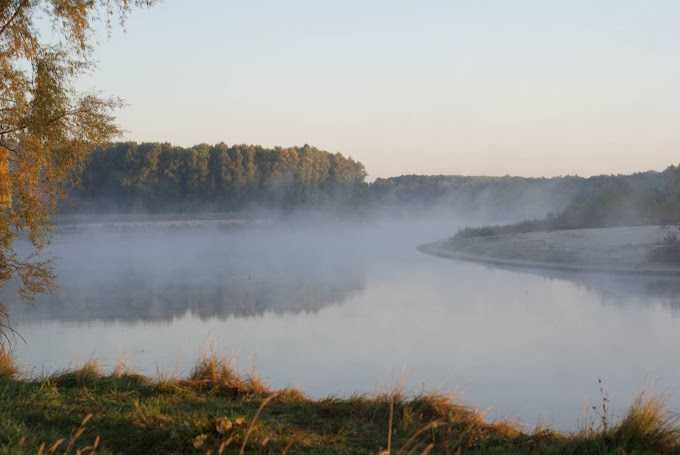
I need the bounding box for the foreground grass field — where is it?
[1,351,679,454]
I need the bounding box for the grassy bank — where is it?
[1,352,679,454]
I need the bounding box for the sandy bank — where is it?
[419,225,680,276]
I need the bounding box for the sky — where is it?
[81,0,680,179]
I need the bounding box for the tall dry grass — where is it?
[0,345,17,378]
[609,393,680,452]
[187,352,273,397]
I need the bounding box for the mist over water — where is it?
[5,216,680,430]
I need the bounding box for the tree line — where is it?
[66,141,680,231]
[454,166,680,239]
[68,142,367,212]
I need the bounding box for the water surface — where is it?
[6,220,680,430]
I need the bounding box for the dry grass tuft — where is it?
[413,393,459,418]
[491,418,523,440]
[393,392,527,451]
[411,392,485,425]
[51,360,103,387]
[188,352,243,395]
[187,352,271,397]
[610,393,680,452]
[74,361,102,384]
[0,345,17,378]
[276,387,307,402]
[189,353,240,384]
[155,371,184,393]
[243,369,271,395]
[112,358,133,378]
[375,390,406,406]
[189,353,237,383]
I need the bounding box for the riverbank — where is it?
[1,352,679,454]
[419,225,680,276]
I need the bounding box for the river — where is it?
[5,219,680,430]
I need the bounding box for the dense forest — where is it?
[65,142,680,230]
[67,142,367,212]
[64,142,582,219]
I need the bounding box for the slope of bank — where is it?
[419,225,680,276]
[1,353,679,454]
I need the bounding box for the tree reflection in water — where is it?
[3,222,367,323]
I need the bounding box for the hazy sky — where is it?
[82,1,680,179]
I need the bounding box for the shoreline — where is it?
[1,351,678,454]
[418,225,680,277]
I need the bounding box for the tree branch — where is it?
[0,107,76,135]
[0,138,18,156]
[0,0,29,37]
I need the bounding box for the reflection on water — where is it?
[475,263,680,312]
[5,221,680,430]
[5,224,365,323]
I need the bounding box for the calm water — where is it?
[5,220,680,430]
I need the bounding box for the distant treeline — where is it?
[67,142,680,230]
[367,174,585,221]
[67,142,590,219]
[455,166,680,238]
[555,166,680,227]
[68,142,367,212]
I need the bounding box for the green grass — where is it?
[0,354,679,454]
